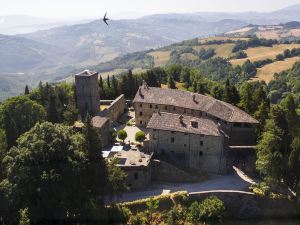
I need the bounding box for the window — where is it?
[134,173,138,180]
[153,134,157,140]
[150,104,152,109]
[171,137,175,143]
[139,111,143,116]
[165,106,168,110]
[139,104,142,108]
[155,105,158,109]
[234,123,242,127]
[184,109,186,113]
[173,106,176,111]
[140,120,142,125]
[191,121,198,128]
[199,151,203,156]
[200,141,203,146]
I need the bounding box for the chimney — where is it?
[142,80,149,89]
[192,94,198,104]
[179,115,184,124]
[139,88,144,98]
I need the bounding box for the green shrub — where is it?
[117,129,127,143]
[135,131,146,143]
[188,196,225,224]
[198,196,225,222]
[167,204,187,225]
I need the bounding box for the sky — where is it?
[0,0,300,19]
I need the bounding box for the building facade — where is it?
[147,112,225,173]
[75,70,100,117]
[133,82,258,146]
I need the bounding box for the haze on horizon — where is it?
[0,0,300,19]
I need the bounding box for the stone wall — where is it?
[75,72,100,117]
[101,94,126,124]
[148,129,225,174]
[133,102,256,147]
[122,164,152,189]
[189,191,298,219]
[152,159,198,182]
[121,191,299,220]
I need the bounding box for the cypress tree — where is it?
[47,95,59,123]
[107,75,111,88]
[24,85,29,95]
[168,75,176,89]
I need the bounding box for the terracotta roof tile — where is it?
[133,85,258,124]
[147,112,222,136]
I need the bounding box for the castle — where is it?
[75,70,258,184]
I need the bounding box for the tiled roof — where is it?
[147,112,222,137]
[75,69,98,77]
[133,85,258,124]
[92,116,109,128]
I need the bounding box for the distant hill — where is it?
[2,4,300,100]
[0,15,93,35]
[225,22,300,40]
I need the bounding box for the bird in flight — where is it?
[103,12,109,26]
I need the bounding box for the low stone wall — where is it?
[119,191,298,220]
[189,191,298,219]
[100,95,126,123]
[152,159,199,182]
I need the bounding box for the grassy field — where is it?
[251,56,300,83]
[230,44,300,66]
[148,51,171,67]
[198,36,249,43]
[194,43,235,58]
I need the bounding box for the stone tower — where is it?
[75,70,100,117]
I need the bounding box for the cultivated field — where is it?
[251,56,300,83]
[148,51,171,67]
[193,43,235,59]
[230,44,300,65]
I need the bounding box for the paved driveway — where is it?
[115,171,253,203]
[116,125,149,144]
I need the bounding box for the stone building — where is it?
[104,148,153,189]
[133,82,258,146]
[147,112,225,173]
[74,70,127,148]
[75,70,100,117]
[92,116,110,148]
[132,82,259,174]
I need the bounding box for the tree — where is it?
[107,75,111,88]
[106,158,128,198]
[117,129,127,144]
[276,54,284,61]
[0,122,103,223]
[223,79,240,105]
[168,75,176,89]
[47,94,59,123]
[19,208,30,225]
[111,75,119,98]
[83,115,108,199]
[135,131,146,143]
[0,96,46,148]
[239,83,253,114]
[99,75,106,98]
[24,85,29,95]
